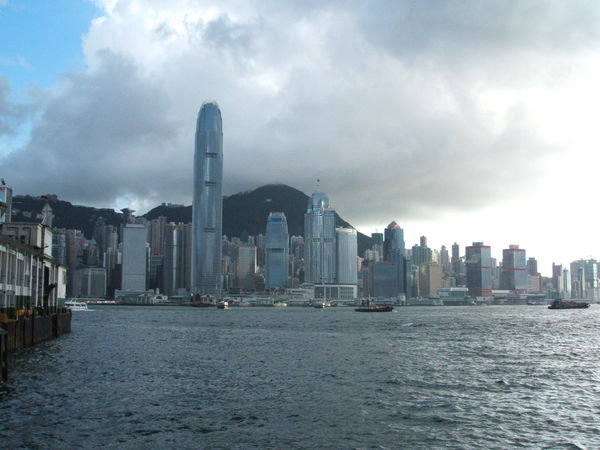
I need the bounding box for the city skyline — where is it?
[3,180,599,277]
[1,1,600,271]
[4,182,599,300]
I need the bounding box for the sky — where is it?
[1,0,600,274]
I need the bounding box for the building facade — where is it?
[0,183,12,225]
[465,242,492,296]
[411,236,433,266]
[236,244,256,292]
[336,227,358,285]
[1,226,67,317]
[121,224,147,292]
[418,261,443,297]
[501,245,527,293]
[383,221,404,263]
[265,212,289,289]
[73,267,107,298]
[304,192,336,284]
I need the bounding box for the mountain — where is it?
[10,195,124,238]
[10,184,371,255]
[145,184,371,254]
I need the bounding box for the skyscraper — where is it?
[121,223,147,292]
[411,236,432,266]
[265,212,289,289]
[383,221,404,262]
[418,261,443,297]
[381,221,408,297]
[304,192,336,284]
[236,244,256,291]
[527,257,538,276]
[440,245,451,274]
[192,102,223,296]
[451,242,460,275]
[465,242,492,296]
[500,245,527,293]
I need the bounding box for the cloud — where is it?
[0,56,30,68]
[3,51,181,209]
[3,0,600,233]
[0,76,29,135]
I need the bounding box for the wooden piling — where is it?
[0,311,71,383]
[0,329,6,383]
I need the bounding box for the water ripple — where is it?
[2,305,600,448]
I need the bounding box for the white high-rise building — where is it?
[192,102,223,296]
[304,192,336,284]
[121,224,147,291]
[336,228,358,285]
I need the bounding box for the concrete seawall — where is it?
[0,311,71,383]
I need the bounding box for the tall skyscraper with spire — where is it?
[304,192,336,284]
[192,102,223,296]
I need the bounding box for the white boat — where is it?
[313,301,331,309]
[65,300,89,311]
[216,301,229,309]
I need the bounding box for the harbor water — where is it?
[1,305,599,448]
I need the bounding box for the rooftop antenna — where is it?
[316,178,320,191]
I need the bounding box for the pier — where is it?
[0,310,71,383]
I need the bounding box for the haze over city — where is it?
[2,0,600,271]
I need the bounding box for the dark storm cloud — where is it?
[360,0,600,58]
[0,76,28,135]
[3,51,182,206]
[2,0,599,224]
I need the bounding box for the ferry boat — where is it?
[313,301,331,309]
[191,294,216,307]
[64,300,89,311]
[355,298,394,312]
[548,299,590,310]
[355,304,394,312]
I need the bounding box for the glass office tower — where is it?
[192,102,223,296]
[465,242,492,296]
[265,212,289,289]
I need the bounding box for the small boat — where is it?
[65,300,89,311]
[216,301,229,309]
[355,304,394,312]
[191,294,215,307]
[548,299,589,309]
[313,301,331,309]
